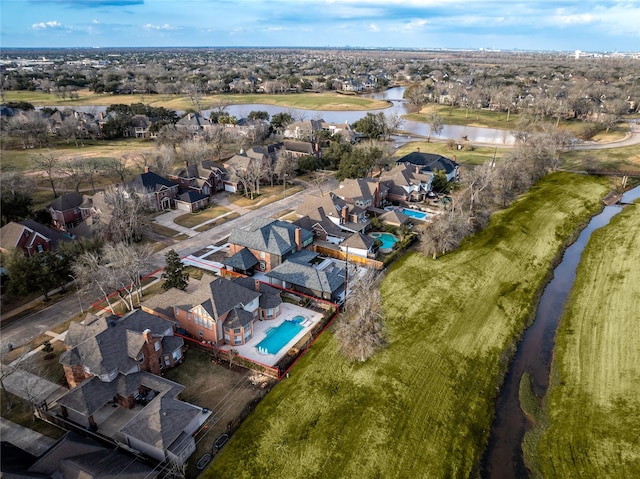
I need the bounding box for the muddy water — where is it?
[481,185,640,478]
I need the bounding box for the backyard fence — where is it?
[311,244,384,270]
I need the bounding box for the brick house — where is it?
[0,220,70,256]
[226,218,314,274]
[55,310,207,465]
[168,159,227,196]
[144,275,283,347]
[60,310,183,388]
[47,192,94,232]
[125,168,179,210]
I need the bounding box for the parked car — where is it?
[214,433,229,450]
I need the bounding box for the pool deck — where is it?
[219,303,323,367]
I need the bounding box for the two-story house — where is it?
[56,310,208,465]
[379,164,434,203]
[0,220,70,256]
[126,168,179,210]
[226,218,314,274]
[395,150,460,182]
[47,192,94,232]
[168,159,227,196]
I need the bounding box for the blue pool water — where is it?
[370,232,399,249]
[401,208,429,220]
[256,320,304,355]
[290,315,305,324]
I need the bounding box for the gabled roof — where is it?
[396,152,458,174]
[332,178,379,203]
[47,192,84,212]
[60,310,178,377]
[229,218,313,257]
[222,307,254,329]
[0,220,70,253]
[380,163,433,187]
[206,277,261,321]
[176,112,211,127]
[267,261,345,295]
[233,276,283,310]
[176,191,208,204]
[130,171,175,192]
[282,140,314,155]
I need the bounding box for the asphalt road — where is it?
[0,177,338,353]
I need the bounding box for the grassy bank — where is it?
[393,140,505,167]
[531,200,640,478]
[204,172,608,479]
[3,90,390,111]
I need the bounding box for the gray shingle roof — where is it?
[223,247,259,270]
[130,171,175,191]
[47,192,84,211]
[120,392,200,451]
[267,261,345,295]
[222,307,254,329]
[233,277,283,310]
[60,310,176,377]
[396,152,458,174]
[208,277,261,320]
[341,232,375,250]
[229,218,313,256]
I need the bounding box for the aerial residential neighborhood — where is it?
[1,8,639,476]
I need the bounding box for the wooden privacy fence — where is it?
[312,245,384,270]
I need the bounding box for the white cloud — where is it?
[143,23,174,31]
[369,23,380,32]
[92,19,100,24]
[32,21,63,30]
[404,18,428,31]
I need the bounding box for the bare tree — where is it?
[74,251,117,314]
[110,155,131,184]
[6,111,49,149]
[102,186,152,243]
[31,150,62,197]
[60,157,87,193]
[426,112,443,142]
[334,269,387,362]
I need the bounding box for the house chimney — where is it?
[184,160,189,167]
[453,155,457,162]
[295,227,302,252]
[415,165,421,174]
[143,328,153,344]
[416,147,420,152]
[188,113,192,120]
[144,165,150,174]
[254,279,261,292]
[99,112,104,120]
[341,206,349,224]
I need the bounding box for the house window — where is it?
[198,330,204,337]
[172,350,181,361]
[234,328,241,334]
[36,244,44,253]
[260,251,266,259]
[234,336,242,345]
[154,341,160,351]
[259,260,266,271]
[266,308,273,318]
[138,354,144,363]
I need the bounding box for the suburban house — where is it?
[47,192,94,232]
[26,432,158,478]
[168,159,227,196]
[125,168,179,210]
[283,119,324,140]
[222,146,275,193]
[144,274,283,347]
[174,190,209,213]
[266,250,346,303]
[295,192,371,241]
[226,218,314,274]
[338,232,376,259]
[175,112,215,133]
[396,151,460,182]
[281,140,319,159]
[56,310,208,465]
[331,177,387,209]
[60,310,184,388]
[0,220,70,256]
[379,164,434,203]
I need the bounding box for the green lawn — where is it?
[173,206,231,228]
[393,141,505,167]
[4,89,390,111]
[204,172,609,479]
[529,200,640,478]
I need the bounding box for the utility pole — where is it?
[69,274,84,314]
[343,246,349,312]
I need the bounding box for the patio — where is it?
[220,302,323,367]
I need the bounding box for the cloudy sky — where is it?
[1,0,638,51]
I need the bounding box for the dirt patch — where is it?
[163,349,274,477]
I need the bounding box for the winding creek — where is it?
[481,184,640,478]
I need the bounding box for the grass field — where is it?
[393,141,505,167]
[4,89,390,111]
[203,172,608,479]
[529,200,640,478]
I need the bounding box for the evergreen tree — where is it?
[161,249,189,291]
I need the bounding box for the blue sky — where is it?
[1,0,638,51]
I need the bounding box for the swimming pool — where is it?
[256,320,304,355]
[401,208,429,220]
[370,232,399,251]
